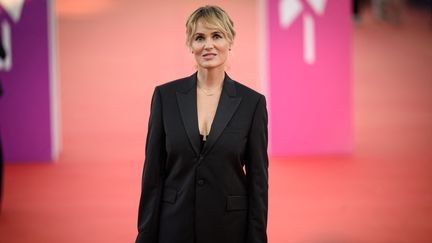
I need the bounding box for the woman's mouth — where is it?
[203,53,217,59]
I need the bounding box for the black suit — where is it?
[136,72,268,243]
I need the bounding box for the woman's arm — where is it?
[136,86,166,243]
[245,95,269,243]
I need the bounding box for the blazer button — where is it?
[197,179,205,186]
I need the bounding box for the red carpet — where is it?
[1,3,431,243]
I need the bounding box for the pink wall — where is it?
[267,0,352,155]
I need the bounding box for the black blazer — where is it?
[136,73,268,243]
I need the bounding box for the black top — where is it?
[199,134,206,152]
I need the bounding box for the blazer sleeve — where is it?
[245,95,269,243]
[136,86,166,243]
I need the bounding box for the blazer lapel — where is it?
[202,74,242,156]
[176,72,242,158]
[176,73,201,157]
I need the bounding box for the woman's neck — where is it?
[197,67,225,89]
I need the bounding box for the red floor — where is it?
[1,4,432,243]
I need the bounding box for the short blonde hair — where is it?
[186,5,235,47]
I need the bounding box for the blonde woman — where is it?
[136,5,268,243]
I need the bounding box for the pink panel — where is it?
[267,0,352,155]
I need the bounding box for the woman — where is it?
[136,5,268,243]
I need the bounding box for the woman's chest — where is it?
[197,91,221,136]
[162,102,251,158]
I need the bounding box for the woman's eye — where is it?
[213,35,222,39]
[195,36,204,41]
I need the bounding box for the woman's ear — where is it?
[229,41,234,51]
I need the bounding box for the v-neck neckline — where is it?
[196,75,225,139]
[176,71,242,157]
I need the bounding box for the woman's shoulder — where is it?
[231,79,264,100]
[228,77,266,109]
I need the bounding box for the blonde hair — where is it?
[186,5,235,47]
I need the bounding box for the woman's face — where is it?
[190,20,231,70]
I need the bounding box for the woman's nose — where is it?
[203,39,214,49]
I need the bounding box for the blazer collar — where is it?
[177,72,237,97]
[176,72,242,158]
